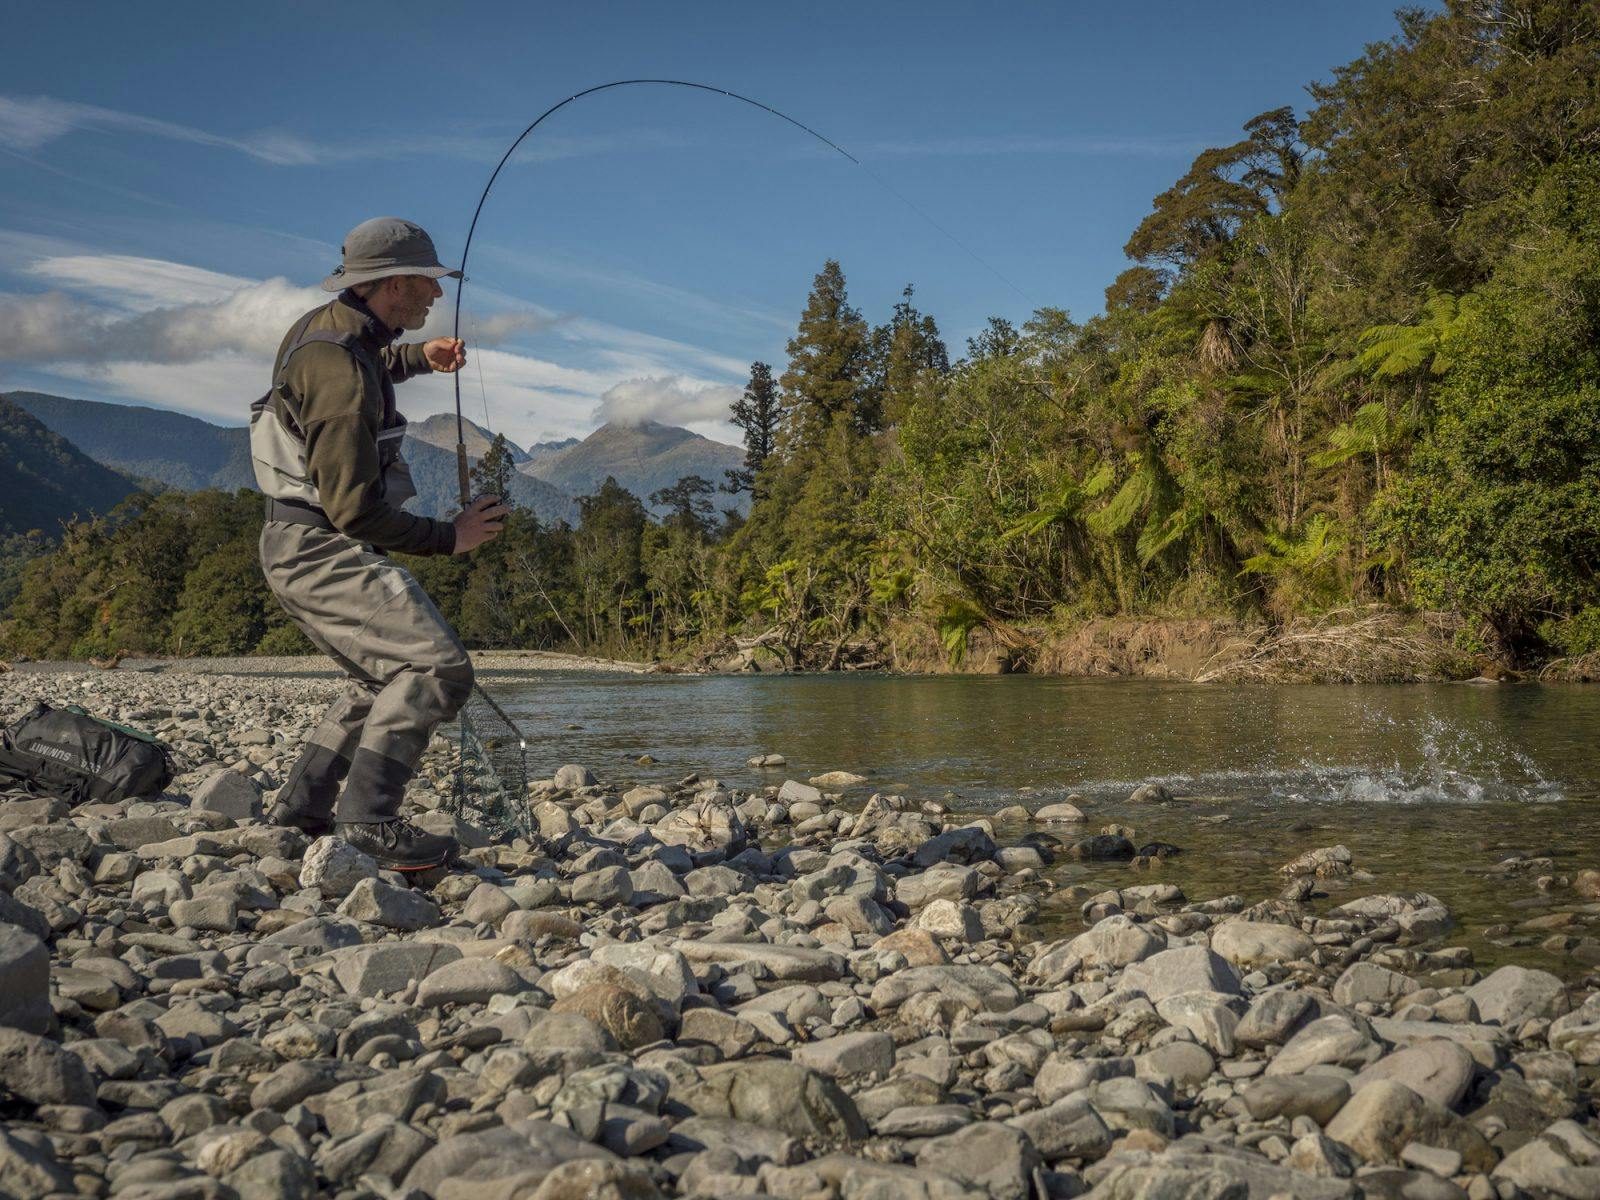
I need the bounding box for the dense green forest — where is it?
[6,1,1600,670]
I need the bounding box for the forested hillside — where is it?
[8,392,257,492]
[6,2,1599,671]
[0,399,135,537]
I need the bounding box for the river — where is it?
[484,672,1600,972]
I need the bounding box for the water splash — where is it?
[1060,714,1563,808]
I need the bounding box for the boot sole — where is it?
[379,858,451,872]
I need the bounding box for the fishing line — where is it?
[449,77,1035,503]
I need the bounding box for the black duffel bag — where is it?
[0,703,173,805]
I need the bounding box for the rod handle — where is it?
[456,443,471,509]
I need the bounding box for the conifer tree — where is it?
[723,362,780,499]
[868,285,949,428]
[470,433,517,505]
[779,260,871,452]
[650,475,716,535]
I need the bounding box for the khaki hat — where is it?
[321,217,462,291]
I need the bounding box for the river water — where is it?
[485,673,1600,972]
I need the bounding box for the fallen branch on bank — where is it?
[1193,609,1460,684]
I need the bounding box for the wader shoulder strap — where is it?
[253,306,373,429]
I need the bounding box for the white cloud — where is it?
[0,95,319,164]
[594,375,741,428]
[4,241,746,449]
[44,353,277,425]
[0,276,321,363]
[0,93,704,170]
[26,253,256,309]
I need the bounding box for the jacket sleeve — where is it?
[382,341,433,384]
[291,346,456,556]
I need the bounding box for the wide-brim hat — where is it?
[321,216,462,291]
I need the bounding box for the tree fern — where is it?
[1356,291,1476,379]
[1001,463,1113,542]
[1088,455,1158,538]
[931,593,987,665]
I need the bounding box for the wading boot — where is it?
[267,803,334,839]
[270,744,349,840]
[336,817,457,872]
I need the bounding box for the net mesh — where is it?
[450,684,533,839]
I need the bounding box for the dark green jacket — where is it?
[268,292,455,556]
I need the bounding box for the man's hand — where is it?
[423,337,467,373]
[453,494,508,553]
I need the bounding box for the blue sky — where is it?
[0,0,1424,448]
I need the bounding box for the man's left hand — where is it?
[423,337,467,373]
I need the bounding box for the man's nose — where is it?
[430,279,443,299]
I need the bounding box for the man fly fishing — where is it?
[253,217,508,871]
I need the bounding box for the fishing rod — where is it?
[448,77,1034,506]
[449,79,860,506]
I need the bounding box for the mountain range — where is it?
[2,391,746,536]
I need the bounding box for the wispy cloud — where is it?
[26,254,257,310]
[0,93,702,169]
[0,95,321,165]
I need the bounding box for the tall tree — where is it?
[779,260,872,451]
[650,474,716,536]
[723,361,780,498]
[470,433,517,504]
[1122,107,1302,277]
[868,286,949,428]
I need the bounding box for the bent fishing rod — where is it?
[447,79,861,507]
[447,77,1034,507]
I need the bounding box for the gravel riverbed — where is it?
[2,667,1600,1200]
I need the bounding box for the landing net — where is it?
[451,684,533,839]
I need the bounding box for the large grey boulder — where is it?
[0,1029,95,1107]
[332,942,462,999]
[682,1059,866,1141]
[1241,1075,1351,1125]
[914,1121,1041,1200]
[1353,1039,1476,1110]
[1266,1014,1382,1076]
[1087,1150,1357,1200]
[653,792,749,855]
[299,836,379,898]
[191,769,263,821]
[1120,944,1242,1002]
[417,958,526,1007]
[1209,919,1315,967]
[1236,989,1320,1048]
[405,1118,613,1194]
[1083,1076,1175,1138]
[1007,1094,1112,1161]
[1034,917,1165,983]
[1332,962,1418,1008]
[1324,1079,1495,1171]
[674,940,845,982]
[869,964,1023,1014]
[0,925,50,1034]
[0,1127,75,1199]
[1467,964,1570,1028]
[337,877,441,931]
